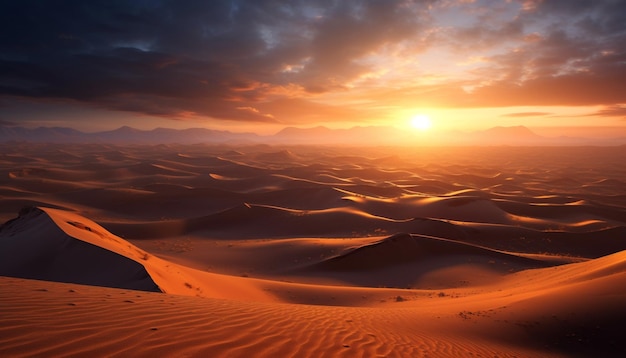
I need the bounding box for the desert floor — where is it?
[1,143,625,357]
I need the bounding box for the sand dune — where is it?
[2,247,626,356]
[0,276,559,357]
[288,232,551,289]
[0,206,273,301]
[0,207,159,292]
[1,143,626,356]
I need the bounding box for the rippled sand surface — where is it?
[1,144,625,357]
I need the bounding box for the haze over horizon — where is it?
[1,0,625,139]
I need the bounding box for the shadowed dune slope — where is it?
[289,232,553,288]
[0,206,273,301]
[0,207,159,292]
[310,233,547,271]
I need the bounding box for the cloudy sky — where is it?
[1,0,625,135]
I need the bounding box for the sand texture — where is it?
[1,143,626,357]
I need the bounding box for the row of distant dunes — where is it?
[1,143,626,357]
[2,144,624,252]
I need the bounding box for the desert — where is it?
[1,143,625,357]
[3,1,626,356]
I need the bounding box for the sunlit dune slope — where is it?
[0,206,159,292]
[0,206,272,301]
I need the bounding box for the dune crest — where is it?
[0,206,272,301]
[0,206,160,292]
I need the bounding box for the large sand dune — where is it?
[1,143,625,357]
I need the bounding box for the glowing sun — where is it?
[410,114,432,131]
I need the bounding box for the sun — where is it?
[410,114,432,131]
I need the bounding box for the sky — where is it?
[1,0,625,136]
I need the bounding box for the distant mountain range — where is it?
[0,124,623,146]
[0,125,261,145]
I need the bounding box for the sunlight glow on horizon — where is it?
[410,114,433,131]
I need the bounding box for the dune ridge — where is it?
[0,206,159,292]
[0,206,273,301]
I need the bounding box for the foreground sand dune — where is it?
[0,206,273,301]
[1,143,625,356]
[0,276,554,357]
[0,206,159,292]
[2,249,626,356]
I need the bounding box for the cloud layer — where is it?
[1,0,625,125]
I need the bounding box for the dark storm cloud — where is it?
[0,0,431,123]
[0,0,274,121]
